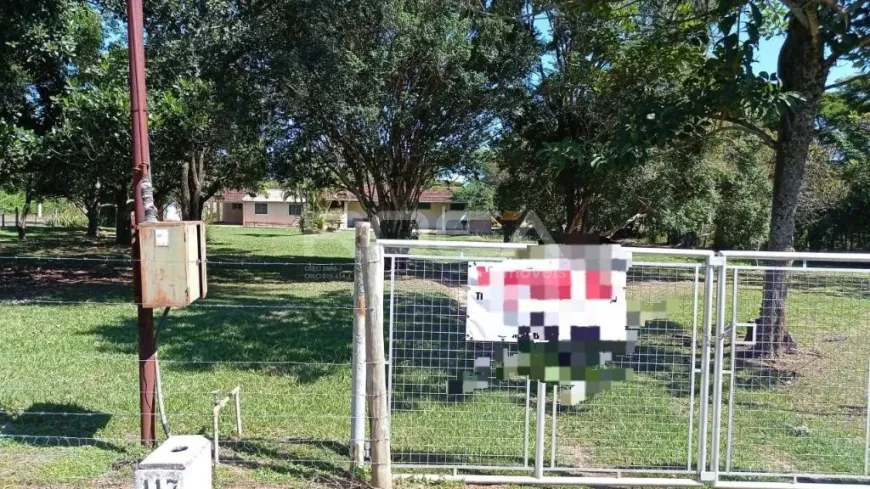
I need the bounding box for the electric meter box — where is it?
[138,221,207,308]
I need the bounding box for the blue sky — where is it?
[755,34,859,83]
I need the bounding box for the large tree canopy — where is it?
[249,0,539,238]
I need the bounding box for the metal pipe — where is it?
[550,385,557,468]
[392,474,704,487]
[523,378,531,467]
[127,0,156,447]
[719,250,870,263]
[687,266,700,471]
[231,386,242,437]
[865,355,870,475]
[387,248,396,404]
[212,395,229,464]
[698,260,716,474]
[725,269,738,471]
[391,463,694,475]
[377,239,529,250]
[714,482,870,489]
[535,381,546,479]
[710,259,728,473]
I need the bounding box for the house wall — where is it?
[345,202,368,228]
[222,202,243,224]
[243,201,301,227]
[342,201,484,232]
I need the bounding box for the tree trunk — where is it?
[17,191,33,240]
[755,14,826,356]
[181,152,206,220]
[86,204,100,238]
[115,190,132,245]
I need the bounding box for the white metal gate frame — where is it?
[363,240,870,489]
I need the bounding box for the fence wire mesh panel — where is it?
[0,227,358,488]
[552,262,704,475]
[383,243,713,483]
[720,264,870,482]
[387,254,531,469]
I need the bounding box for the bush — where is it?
[44,205,88,228]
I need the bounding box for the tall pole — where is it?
[127,0,156,446]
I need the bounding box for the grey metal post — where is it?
[710,257,728,474]
[350,223,369,467]
[550,384,557,468]
[698,257,716,478]
[865,356,870,475]
[725,268,738,471]
[523,378,531,467]
[534,381,546,479]
[687,265,700,471]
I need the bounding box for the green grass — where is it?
[1,226,870,487]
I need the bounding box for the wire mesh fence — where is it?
[720,265,870,480]
[5,233,870,488]
[0,251,357,487]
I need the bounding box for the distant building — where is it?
[213,187,491,233]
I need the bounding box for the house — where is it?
[213,187,491,233]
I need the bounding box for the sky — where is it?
[755,34,859,83]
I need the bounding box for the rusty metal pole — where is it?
[127,0,156,446]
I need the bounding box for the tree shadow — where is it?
[0,402,124,452]
[87,288,355,381]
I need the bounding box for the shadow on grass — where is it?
[221,438,353,481]
[87,289,355,381]
[0,402,125,452]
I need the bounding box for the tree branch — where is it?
[719,117,778,149]
[779,0,810,30]
[825,72,870,90]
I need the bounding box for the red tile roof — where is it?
[217,189,250,201]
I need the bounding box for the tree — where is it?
[0,0,102,238]
[496,1,713,241]
[702,1,869,355]
[98,0,269,222]
[252,0,539,238]
[149,78,267,221]
[44,49,133,238]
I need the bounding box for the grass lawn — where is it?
[1,226,869,487]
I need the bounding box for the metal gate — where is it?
[372,241,870,488]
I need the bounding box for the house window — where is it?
[254,203,268,215]
[288,203,303,215]
[231,203,243,211]
[417,202,432,210]
[449,202,467,211]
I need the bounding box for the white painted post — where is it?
[363,236,391,489]
[350,223,369,467]
[343,201,349,229]
[440,204,446,234]
[37,203,43,219]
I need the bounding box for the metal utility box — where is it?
[138,221,207,308]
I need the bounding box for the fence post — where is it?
[15,207,19,228]
[362,235,391,489]
[350,223,369,468]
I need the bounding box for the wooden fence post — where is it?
[15,207,19,228]
[350,223,369,468]
[362,234,391,489]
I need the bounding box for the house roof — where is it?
[219,187,457,203]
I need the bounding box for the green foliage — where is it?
[711,139,773,249]
[256,0,538,238]
[453,180,494,213]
